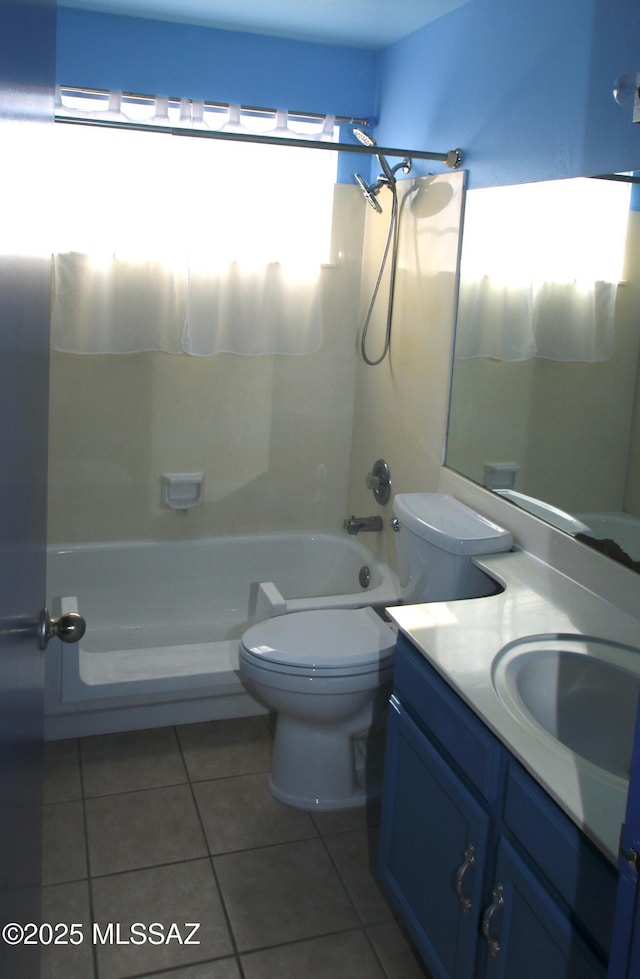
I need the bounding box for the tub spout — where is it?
[344,515,383,535]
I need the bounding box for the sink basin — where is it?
[492,635,640,779]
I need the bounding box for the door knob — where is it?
[38,608,86,651]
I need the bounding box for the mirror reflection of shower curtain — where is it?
[455,275,618,362]
[454,177,630,363]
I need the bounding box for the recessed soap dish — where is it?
[161,472,204,511]
[483,462,520,491]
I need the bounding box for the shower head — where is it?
[353,128,376,148]
[352,126,413,199]
[353,127,395,184]
[355,172,383,213]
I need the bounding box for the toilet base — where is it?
[269,775,368,811]
[269,713,386,811]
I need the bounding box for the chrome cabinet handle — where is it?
[454,844,476,913]
[481,884,504,958]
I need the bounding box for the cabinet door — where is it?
[483,838,606,979]
[378,699,490,979]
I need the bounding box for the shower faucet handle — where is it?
[366,459,392,505]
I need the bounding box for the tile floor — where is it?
[41,715,430,979]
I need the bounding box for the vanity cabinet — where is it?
[378,634,617,979]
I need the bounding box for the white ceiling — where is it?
[59,0,469,48]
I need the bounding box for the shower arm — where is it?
[358,158,411,204]
[385,158,412,180]
[58,116,463,168]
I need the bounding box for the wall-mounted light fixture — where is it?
[613,71,640,123]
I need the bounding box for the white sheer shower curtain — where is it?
[51,107,337,356]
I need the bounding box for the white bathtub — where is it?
[45,532,399,739]
[578,511,640,562]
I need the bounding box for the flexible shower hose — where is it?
[360,183,400,366]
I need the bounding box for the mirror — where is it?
[446,174,640,571]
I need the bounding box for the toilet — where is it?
[239,493,512,810]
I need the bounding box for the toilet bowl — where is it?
[240,494,512,810]
[239,607,396,810]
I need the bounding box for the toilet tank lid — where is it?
[393,494,512,555]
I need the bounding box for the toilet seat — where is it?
[240,607,396,677]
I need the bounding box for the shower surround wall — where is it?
[347,171,466,570]
[48,174,464,549]
[48,173,463,558]
[47,186,365,544]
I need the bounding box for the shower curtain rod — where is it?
[592,172,640,184]
[57,115,463,168]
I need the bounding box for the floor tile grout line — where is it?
[41,872,92,888]
[91,951,243,979]
[82,767,287,799]
[82,775,189,801]
[174,724,249,979]
[78,723,189,801]
[83,779,192,804]
[175,713,275,786]
[362,922,397,979]
[315,828,371,928]
[84,852,219,881]
[236,921,387,963]
[77,736,100,979]
[312,806,404,977]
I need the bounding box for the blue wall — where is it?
[57,2,640,189]
[376,0,640,187]
[56,9,378,120]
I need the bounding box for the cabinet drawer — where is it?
[394,635,504,802]
[503,759,616,959]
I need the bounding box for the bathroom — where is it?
[45,0,640,737]
[3,0,640,976]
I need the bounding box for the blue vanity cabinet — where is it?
[380,697,492,977]
[378,634,615,979]
[482,837,606,979]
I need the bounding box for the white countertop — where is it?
[387,549,640,864]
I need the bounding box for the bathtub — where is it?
[45,531,399,739]
[578,510,640,562]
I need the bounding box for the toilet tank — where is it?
[393,494,512,603]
